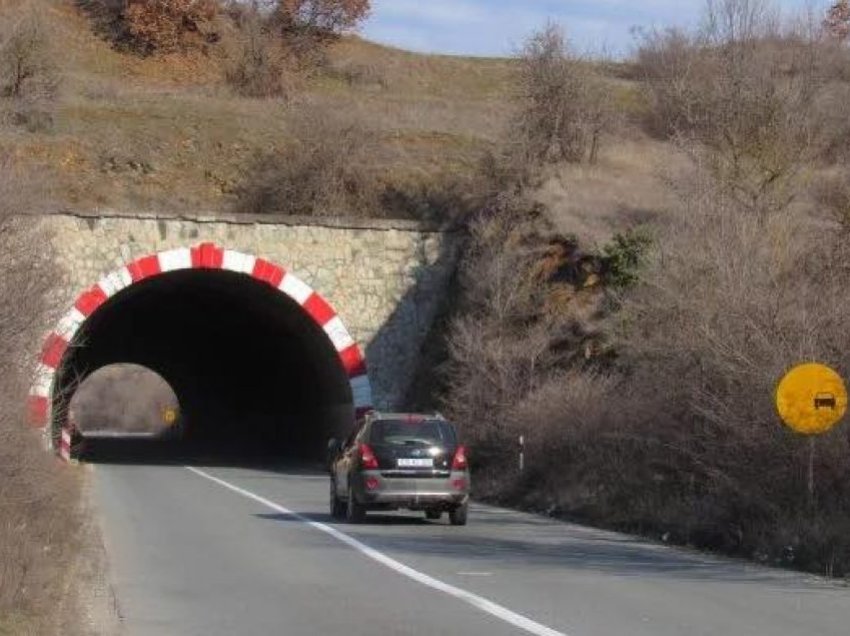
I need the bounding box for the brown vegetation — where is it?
[635,0,850,215]
[3,0,850,584]
[0,154,82,633]
[82,0,370,61]
[124,0,220,54]
[273,0,369,35]
[505,22,613,177]
[221,4,296,98]
[0,5,59,131]
[233,105,378,216]
[0,0,510,214]
[443,2,850,577]
[825,0,850,41]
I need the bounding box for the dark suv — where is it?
[328,412,470,525]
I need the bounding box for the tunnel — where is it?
[41,250,370,464]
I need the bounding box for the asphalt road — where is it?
[93,462,850,636]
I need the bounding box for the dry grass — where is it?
[533,134,685,243]
[0,1,653,220]
[233,104,380,216]
[0,0,520,216]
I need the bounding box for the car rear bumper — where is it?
[354,471,470,508]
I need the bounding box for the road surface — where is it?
[93,462,849,636]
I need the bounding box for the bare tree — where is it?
[222,3,296,98]
[509,23,613,171]
[636,0,831,215]
[0,6,59,131]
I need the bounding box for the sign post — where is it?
[775,363,848,505]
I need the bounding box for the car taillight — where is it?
[451,445,468,471]
[359,443,379,470]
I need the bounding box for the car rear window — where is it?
[369,419,457,446]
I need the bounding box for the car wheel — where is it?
[330,480,345,519]
[425,510,442,521]
[346,484,366,523]
[449,502,468,526]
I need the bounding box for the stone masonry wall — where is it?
[40,210,458,410]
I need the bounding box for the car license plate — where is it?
[397,458,433,468]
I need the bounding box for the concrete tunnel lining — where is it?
[28,243,373,459]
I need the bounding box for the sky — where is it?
[360,0,826,58]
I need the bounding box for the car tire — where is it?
[425,510,442,521]
[449,502,468,526]
[330,480,345,519]
[346,484,366,523]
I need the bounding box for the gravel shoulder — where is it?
[59,465,123,636]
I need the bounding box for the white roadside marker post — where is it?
[518,435,525,473]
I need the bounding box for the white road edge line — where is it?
[185,466,568,636]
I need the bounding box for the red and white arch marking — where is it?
[28,243,373,439]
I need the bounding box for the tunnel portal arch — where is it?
[27,242,373,452]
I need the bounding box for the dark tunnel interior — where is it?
[55,269,355,463]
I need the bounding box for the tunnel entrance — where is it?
[30,245,372,463]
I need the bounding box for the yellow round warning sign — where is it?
[775,363,847,435]
[162,407,178,426]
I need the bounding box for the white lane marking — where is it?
[186,467,569,636]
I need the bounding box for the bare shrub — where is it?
[632,26,703,138]
[222,5,297,98]
[507,23,614,173]
[635,0,835,215]
[0,155,80,629]
[445,202,549,455]
[0,6,59,132]
[444,194,622,464]
[608,169,850,570]
[451,165,850,574]
[219,0,370,75]
[496,372,654,519]
[233,105,378,216]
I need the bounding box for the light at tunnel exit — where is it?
[70,363,180,438]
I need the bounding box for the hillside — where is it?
[0,1,508,213]
[0,0,679,240]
